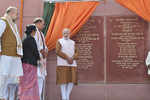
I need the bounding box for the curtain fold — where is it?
[116,0,150,21]
[45,1,100,51]
[42,2,55,35]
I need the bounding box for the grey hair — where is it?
[6,6,17,14]
[63,28,70,34]
[33,17,44,24]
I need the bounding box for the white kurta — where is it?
[34,28,48,78]
[0,18,23,99]
[0,19,23,77]
[57,38,77,67]
[34,28,48,100]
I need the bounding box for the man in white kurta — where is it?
[33,17,48,100]
[56,28,78,100]
[0,7,23,100]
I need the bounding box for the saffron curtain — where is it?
[116,0,150,22]
[45,2,100,51]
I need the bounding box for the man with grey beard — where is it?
[0,6,23,100]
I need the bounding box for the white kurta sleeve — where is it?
[146,51,150,67]
[0,19,6,52]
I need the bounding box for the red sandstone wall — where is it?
[0,0,150,100]
[45,1,150,100]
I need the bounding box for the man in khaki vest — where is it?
[0,7,23,100]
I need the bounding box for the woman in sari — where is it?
[19,24,40,100]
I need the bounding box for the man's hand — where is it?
[40,49,45,54]
[17,54,22,58]
[67,57,73,64]
[44,51,48,58]
[40,49,48,58]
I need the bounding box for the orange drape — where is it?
[19,0,24,38]
[116,0,150,22]
[45,2,99,51]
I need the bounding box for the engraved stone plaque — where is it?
[106,16,149,83]
[73,16,104,83]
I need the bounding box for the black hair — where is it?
[25,24,36,35]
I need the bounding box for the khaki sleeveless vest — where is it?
[1,18,19,57]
